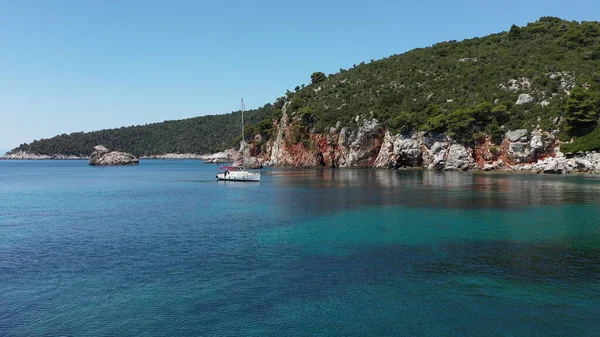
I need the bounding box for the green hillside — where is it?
[11,17,600,156]
[283,17,600,147]
[10,104,274,156]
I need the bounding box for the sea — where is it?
[1,160,599,337]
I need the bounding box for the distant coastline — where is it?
[0,150,235,163]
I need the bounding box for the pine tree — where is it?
[310,72,326,84]
[564,86,598,136]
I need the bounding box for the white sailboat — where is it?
[216,98,261,182]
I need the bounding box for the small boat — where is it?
[216,165,260,182]
[216,98,261,182]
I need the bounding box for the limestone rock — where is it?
[566,158,589,172]
[530,134,544,150]
[373,131,396,169]
[444,144,474,171]
[243,156,263,169]
[508,142,533,164]
[393,132,429,167]
[2,151,51,160]
[515,94,535,105]
[483,159,504,171]
[422,139,447,171]
[199,149,237,163]
[89,145,139,166]
[93,145,110,154]
[501,78,532,92]
[506,129,528,142]
[1,150,88,160]
[345,118,384,168]
[542,158,567,174]
[394,137,423,167]
[267,106,290,166]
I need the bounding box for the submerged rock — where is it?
[89,145,139,166]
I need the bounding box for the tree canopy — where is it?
[10,104,275,156]
[564,86,598,136]
[310,72,327,84]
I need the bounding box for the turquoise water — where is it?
[1,160,599,336]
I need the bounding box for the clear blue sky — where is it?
[0,0,598,149]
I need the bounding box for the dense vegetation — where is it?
[10,105,275,156]
[10,17,600,155]
[283,17,600,149]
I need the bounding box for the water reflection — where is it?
[269,169,600,214]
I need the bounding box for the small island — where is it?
[88,145,139,166]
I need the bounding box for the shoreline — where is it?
[2,156,600,176]
[2,150,237,163]
[0,157,89,160]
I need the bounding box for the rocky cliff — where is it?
[265,105,384,168]
[239,103,600,174]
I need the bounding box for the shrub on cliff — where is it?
[561,127,600,153]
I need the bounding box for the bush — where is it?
[311,72,327,84]
[561,127,600,152]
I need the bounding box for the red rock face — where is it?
[260,111,385,168]
[473,138,501,167]
[248,143,262,157]
[472,132,558,169]
[246,113,560,171]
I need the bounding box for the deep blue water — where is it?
[1,160,600,336]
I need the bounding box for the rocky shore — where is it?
[0,149,237,163]
[199,149,238,163]
[5,112,600,174]
[138,149,240,162]
[0,151,87,160]
[234,103,600,175]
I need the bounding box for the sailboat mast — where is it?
[241,98,244,142]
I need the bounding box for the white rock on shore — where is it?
[1,151,87,160]
[1,148,239,163]
[89,145,139,166]
[480,152,600,175]
[199,148,238,163]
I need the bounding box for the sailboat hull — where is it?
[216,171,260,182]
